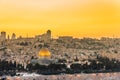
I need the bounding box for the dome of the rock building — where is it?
[38,48,51,58]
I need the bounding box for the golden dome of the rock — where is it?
[38,48,51,58]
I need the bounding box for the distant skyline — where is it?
[0,0,120,38]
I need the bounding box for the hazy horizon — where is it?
[0,0,120,38]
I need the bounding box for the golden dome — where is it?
[38,48,51,57]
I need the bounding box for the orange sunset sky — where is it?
[0,0,120,38]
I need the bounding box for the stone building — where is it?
[0,31,6,46]
[35,30,51,43]
[0,31,6,41]
[11,33,16,40]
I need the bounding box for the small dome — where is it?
[38,48,51,58]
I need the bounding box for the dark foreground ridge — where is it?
[0,56,120,76]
